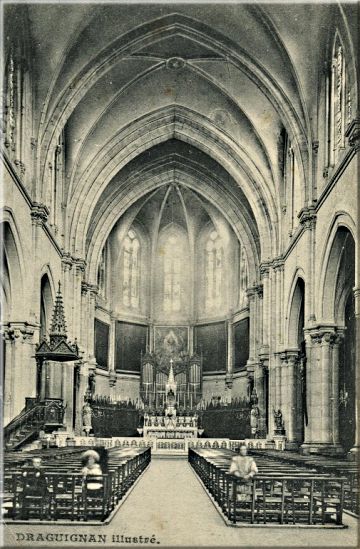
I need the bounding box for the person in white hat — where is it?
[81,450,103,491]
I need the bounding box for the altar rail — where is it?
[52,435,274,451]
[3,448,151,523]
[189,449,346,527]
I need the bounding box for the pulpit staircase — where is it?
[4,398,65,451]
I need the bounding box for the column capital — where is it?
[305,325,343,346]
[61,251,73,271]
[279,349,300,369]
[31,202,49,226]
[246,283,263,300]
[272,257,284,272]
[259,262,271,278]
[345,118,360,151]
[73,256,86,273]
[3,321,38,341]
[353,287,360,317]
[225,372,233,388]
[81,281,98,297]
[109,372,117,387]
[298,206,316,230]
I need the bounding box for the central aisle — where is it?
[110,458,229,545]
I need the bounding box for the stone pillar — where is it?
[108,315,117,397]
[246,287,257,365]
[61,362,76,430]
[254,362,267,436]
[274,353,282,410]
[2,322,38,423]
[331,332,343,446]
[225,318,234,388]
[61,253,73,337]
[30,203,49,324]
[75,360,89,435]
[88,284,98,359]
[72,257,86,342]
[298,207,317,322]
[260,263,271,351]
[189,325,194,356]
[280,350,300,447]
[302,328,343,455]
[3,329,15,426]
[349,286,360,458]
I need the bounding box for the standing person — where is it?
[20,457,48,519]
[229,443,258,500]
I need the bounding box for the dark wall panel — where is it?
[115,321,147,373]
[94,319,109,370]
[195,322,226,373]
[234,317,249,371]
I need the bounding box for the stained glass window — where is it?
[97,246,107,298]
[163,234,181,312]
[205,231,223,311]
[329,37,350,167]
[239,245,248,307]
[123,229,140,309]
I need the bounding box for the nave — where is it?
[4,453,358,548]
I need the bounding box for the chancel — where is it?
[1,1,358,545]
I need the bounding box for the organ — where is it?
[140,351,202,411]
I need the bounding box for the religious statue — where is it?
[82,402,93,436]
[88,371,96,399]
[250,405,260,437]
[273,408,285,435]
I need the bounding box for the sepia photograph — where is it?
[0,0,359,547]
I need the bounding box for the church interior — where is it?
[1,2,359,545]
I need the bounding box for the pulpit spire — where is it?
[50,282,67,346]
[35,281,80,362]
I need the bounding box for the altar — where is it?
[139,359,201,454]
[143,413,198,439]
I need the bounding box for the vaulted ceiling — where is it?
[4,3,357,280]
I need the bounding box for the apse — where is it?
[98,182,246,323]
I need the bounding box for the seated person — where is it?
[81,450,103,493]
[229,443,258,499]
[20,457,48,518]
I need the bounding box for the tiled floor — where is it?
[4,459,358,547]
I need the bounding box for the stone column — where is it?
[298,208,317,322]
[3,329,15,425]
[75,359,89,435]
[225,318,234,388]
[254,362,267,436]
[349,285,360,458]
[108,314,117,396]
[88,284,98,359]
[302,328,343,455]
[30,203,49,324]
[61,253,73,337]
[246,287,257,366]
[14,323,38,416]
[60,361,76,430]
[331,332,343,447]
[280,350,300,446]
[260,263,271,351]
[72,257,86,342]
[189,325,194,356]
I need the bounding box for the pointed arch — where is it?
[317,212,356,323]
[0,209,25,318]
[286,272,305,348]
